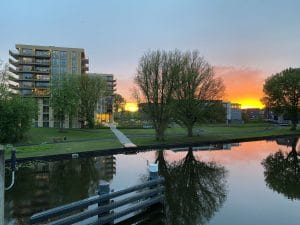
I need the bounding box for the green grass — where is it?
[20,127,114,145]
[15,139,122,159]
[4,128,121,159]
[120,123,300,146]
[4,123,300,159]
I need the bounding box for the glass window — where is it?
[36,50,49,56]
[36,67,49,72]
[22,81,32,87]
[23,73,33,79]
[36,82,49,87]
[21,89,32,96]
[43,122,49,127]
[22,48,33,55]
[23,65,32,71]
[43,99,49,105]
[22,57,33,63]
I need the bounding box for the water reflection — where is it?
[5,156,116,224]
[262,137,300,200]
[156,147,228,225]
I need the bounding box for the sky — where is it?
[1,0,300,108]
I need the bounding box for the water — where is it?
[4,137,300,225]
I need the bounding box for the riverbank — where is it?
[3,123,300,160]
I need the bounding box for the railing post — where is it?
[0,145,5,225]
[98,180,112,224]
[149,163,158,180]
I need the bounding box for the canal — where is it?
[4,137,300,225]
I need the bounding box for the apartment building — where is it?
[9,44,89,128]
[88,73,116,124]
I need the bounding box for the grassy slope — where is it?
[6,128,122,159]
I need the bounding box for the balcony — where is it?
[35,51,50,58]
[9,58,18,67]
[81,65,89,71]
[81,58,89,64]
[12,67,50,74]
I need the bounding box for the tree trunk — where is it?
[187,126,193,137]
[290,106,298,131]
[155,127,165,141]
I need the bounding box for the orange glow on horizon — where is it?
[235,99,264,109]
[124,102,139,112]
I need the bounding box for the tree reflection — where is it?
[262,137,300,200]
[156,147,227,225]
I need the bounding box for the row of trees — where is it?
[0,62,37,143]
[135,50,225,140]
[50,74,107,130]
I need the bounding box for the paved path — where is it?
[109,124,137,148]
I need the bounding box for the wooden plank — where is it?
[41,187,164,225]
[30,177,164,224]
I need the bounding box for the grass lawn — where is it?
[4,128,122,159]
[20,127,115,145]
[4,123,300,159]
[120,123,300,146]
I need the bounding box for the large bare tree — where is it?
[135,50,182,141]
[172,51,225,136]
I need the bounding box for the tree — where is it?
[172,51,225,136]
[78,75,106,128]
[262,138,300,200]
[50,75,79,131]
[135,50,182,141]
[156,148,227,225]
[113,93,126,112]
[0,61,10,101]
[0,62,37,143]
[262,68,300,130]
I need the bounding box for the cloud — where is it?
[214,66,268,106]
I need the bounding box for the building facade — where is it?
[88,73,116,124]
[223,102,242,124]
[9,44,89,128]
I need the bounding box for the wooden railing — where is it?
[30,177,164,225]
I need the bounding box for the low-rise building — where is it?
[223,102,242,124]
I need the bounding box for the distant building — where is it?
[88,73,116,124]
[242,108,264,120]
[9,44,89,128]
[223,102,242,124]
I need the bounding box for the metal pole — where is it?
[98,180,110,220]
[148,163,158,180]
[0,145,5,225]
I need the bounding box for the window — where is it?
[36,50,49,56]
[36,67,49,72]
[23,65,32,71]
[36,75,50,80]
[22,57,32,63]
[43,99,49,105]
[22,81,32,87]
[36,82,49,88]
[23,73,33,79]
[21,89,32,96]
[43,106,49,113]
[22,48,33,55]
[43,122,49,127]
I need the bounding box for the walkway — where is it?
[109,124,137,148]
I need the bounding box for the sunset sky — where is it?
[1,0,300,108]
